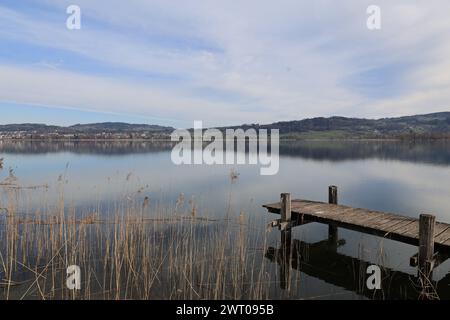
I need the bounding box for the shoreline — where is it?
[1,137,450,142]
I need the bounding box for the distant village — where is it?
[1,112,450,141]
[0,130,172,141]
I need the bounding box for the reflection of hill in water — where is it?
[1,140,450,166]
[0,141,175,155]
[280,140,450,166]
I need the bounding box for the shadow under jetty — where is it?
[265,237,450,300]
[264,187,450,300]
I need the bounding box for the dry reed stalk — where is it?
[0,173,280,301]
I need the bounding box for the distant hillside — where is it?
[0,123,60,132]
[1,112,450,139]
[0,122,174,134]
[225,112,450,139]
[68,122,173,133]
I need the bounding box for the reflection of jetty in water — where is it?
[266,238,450,300]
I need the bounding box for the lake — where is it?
[1,140,450,300]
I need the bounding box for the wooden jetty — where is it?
[263,186,450,284]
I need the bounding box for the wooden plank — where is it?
[344,210,389,228]
[299,202,336,212]
[377,216,414,230]
[331,208,365,222]
[366,214,403,230]
[312,207,358,221]
[298,203,331,214]
[263,200,450,252]
[396,221,420,237]
[433,224,450,243]
[300,207,355,226]
[435,233,450,245]
[441,234,450,246]
[326,207,369,220]
[338,212,380,226]
[291,199,322,208]
[382,219,416,234]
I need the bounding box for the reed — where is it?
[0,169,280,300]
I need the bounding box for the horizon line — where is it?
[0,110,449,129]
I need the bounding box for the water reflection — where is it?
[1,140,450,299]
[0,140,174,155]
[1,140,450,166]
[266,235,450,299]
[280,140,450,166]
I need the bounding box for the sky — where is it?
[1,1,450,128]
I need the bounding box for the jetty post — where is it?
[418,214,436,279]
[280,192,292,290]
[328,186,338,243]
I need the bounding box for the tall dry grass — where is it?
[0,167,279,300]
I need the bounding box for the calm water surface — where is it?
[1,140,450,299]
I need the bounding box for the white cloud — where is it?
[0,64,264,127]
[1,1,450,125]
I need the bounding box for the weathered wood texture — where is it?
[328,186,338,242]
[280,193,291,222]
[419,214,436,275]
[263,199,450,253]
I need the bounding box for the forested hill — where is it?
[225,112,450,139]
[1,112,450,139]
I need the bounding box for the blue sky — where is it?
[1,1,450,128]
